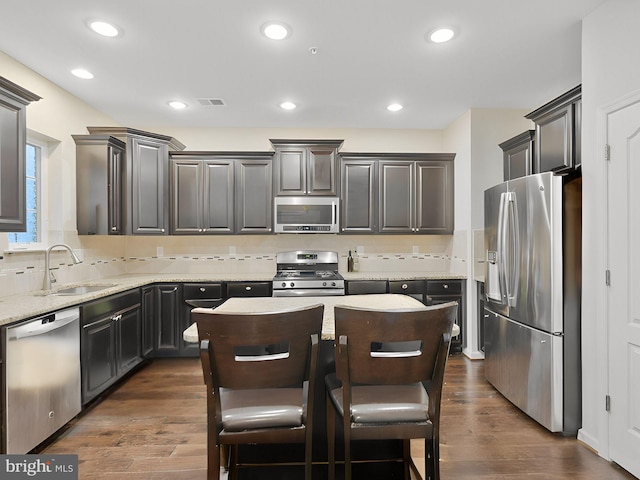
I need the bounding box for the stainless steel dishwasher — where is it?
[5,307,81,453]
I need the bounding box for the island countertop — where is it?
[184,294,460,341]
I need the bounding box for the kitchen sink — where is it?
[44,284,117,296]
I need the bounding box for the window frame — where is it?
[6,137,49,251]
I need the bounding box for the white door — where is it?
[608,97,640,477]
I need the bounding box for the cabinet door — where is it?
[341,160,376,233]
[171,159,202,234]
[236,159,272,233]
[141,286,155,357]
[427,280,464,353]
[82,317,116,404]
[0,79,38,232]
[117,306,142,374]
[203,160,234,233]
[307,147,337,195]
[107,143,124,234]
[500,131,534,181]
[0,90,26,232]
[379,161,413,233]
[74,135,125,235]
[131,137,168,234]
[275,148,306,195]
[155,284,181,355]
[534,103,574,173]
[415,161,454,234]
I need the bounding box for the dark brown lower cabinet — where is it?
[427,280,465,353]
[81,289,142,404]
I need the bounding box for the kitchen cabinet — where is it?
[169,152,273,234]
[236,157,273,233]
[0,76,40,232]
[271,139,343,196]
[525,85,581,174]
[141,285,155,357]
[85,127,185,235]
[181,283,225,357]
[427,279,465,353]
[346,280,388,295]
[226,281,272,297]
[378,155,455,234]
[74,135,125,234]
[81,289,142,404]
[500,130,534,181]
[388,279,428,304]
[477,282,486,352]
[154,283,183,356]
[170,157,234,234]
[340,158,377,233]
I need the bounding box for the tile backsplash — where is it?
[0,232,468,298]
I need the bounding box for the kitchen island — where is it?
[184,294,459,478]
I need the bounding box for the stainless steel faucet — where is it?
[44,244,82,291]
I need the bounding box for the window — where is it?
[7,140,48,247]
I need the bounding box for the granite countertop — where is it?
[185,294,461,341]
[0,271,466,328]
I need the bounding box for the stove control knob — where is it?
[281,282,286,288]
[290,282,295,288]
[331,282,336,287]
[323,282,327,287]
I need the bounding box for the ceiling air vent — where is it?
[196,98,225,106]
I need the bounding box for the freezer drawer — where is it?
[484,309,564,433]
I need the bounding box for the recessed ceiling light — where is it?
[89,20,120,37]
[387,103,403,112]
[280,101,296,110]
[429,28,455,43]
[71,68,94,79]
[262,22,290,40]
[168,101,187,110]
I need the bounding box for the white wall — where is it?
[580,0,640,457]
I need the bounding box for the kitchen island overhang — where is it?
[183,293,460,342]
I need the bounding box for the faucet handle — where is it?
[50,271,57,284]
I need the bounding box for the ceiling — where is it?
[0,0,606,130]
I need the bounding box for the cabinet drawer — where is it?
[427,280,462,295]
[82,289,141,325]
[346,280,388,295]
[227,281,271,297]
[183,283,223,300]
[388,280,426,295]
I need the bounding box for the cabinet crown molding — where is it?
[0,75,41,104]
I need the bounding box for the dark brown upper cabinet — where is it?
[0,76,40,232]
[526,85,581,174]
[500,130,535,181]
[271,139,343,196]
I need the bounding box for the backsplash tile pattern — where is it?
[0,232,468,298]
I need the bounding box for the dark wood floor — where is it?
[42,355,636,479]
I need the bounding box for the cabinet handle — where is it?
[111,226,117,232]
[402,283,408,290]
[161,228,165,233]
[200,287,206,292]
[443,284,449,289]
[245,286,252,291]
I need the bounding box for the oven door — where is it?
[273,288,345,297]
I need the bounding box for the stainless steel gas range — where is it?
[272,250,345,297]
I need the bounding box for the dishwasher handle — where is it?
[7,308,80,340]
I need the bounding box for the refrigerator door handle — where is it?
[505,191,520,307]
[497,192,508,304]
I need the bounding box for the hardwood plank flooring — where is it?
[42,356,636,479]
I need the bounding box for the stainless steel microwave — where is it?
[274,196,340,233]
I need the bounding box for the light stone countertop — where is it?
[184,294,461,341]
[0,272,466,328]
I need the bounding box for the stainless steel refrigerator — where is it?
[484,172,581,434]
